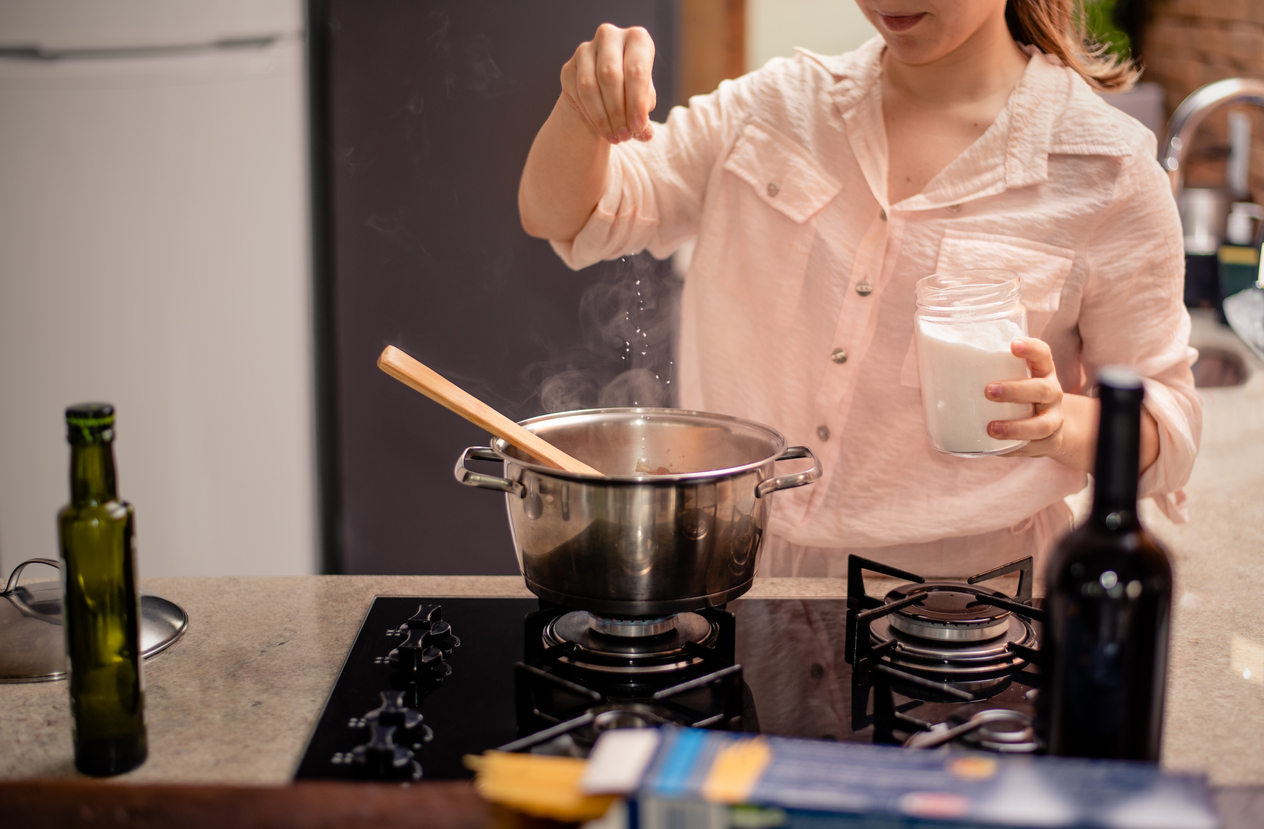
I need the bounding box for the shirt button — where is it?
[855,281,873,296]
[830,349,848,364]
[767,182,780,197]
[816,425,830,441]
[879,209,887,221]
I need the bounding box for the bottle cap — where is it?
[65,403,115,445]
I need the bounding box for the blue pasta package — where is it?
[632,728,1218,829]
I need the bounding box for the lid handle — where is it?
[2,558,60,596]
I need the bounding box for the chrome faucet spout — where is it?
[1160,78,1264,289]
[1159,78,1264,198]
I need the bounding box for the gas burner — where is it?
[878,667,1018,704]
[588,702,672,731]
[872,615,1036,680]
[871,585,1037,681]
[510,604,750,753]
[904,708,1039,753]
[542,610,718,675]
[508,660,749,756]
[586,614,680,638]
[887,584,1013,642]
[504,702,681,757]
[846,555,1045,745]
[847,556,1044,685]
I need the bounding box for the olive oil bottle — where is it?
[58,403,147,776]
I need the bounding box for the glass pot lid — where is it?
[0,558,188,683]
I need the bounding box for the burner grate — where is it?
[509,604,749,754]
[845,555,1045,748]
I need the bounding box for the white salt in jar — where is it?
[914,270,1034,457]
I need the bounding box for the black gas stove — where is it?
[294,556,1043,782]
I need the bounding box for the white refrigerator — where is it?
[0,0,316,577]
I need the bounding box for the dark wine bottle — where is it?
[1041,367,1173,761]
[58,403,147,776]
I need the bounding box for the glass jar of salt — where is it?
[914,270,1034,456]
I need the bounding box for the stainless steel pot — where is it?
[454,408,821,617]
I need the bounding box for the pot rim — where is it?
[489,406,791,483]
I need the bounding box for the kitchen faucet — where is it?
[1160,77,1264,198]
[1160,77,1264,289]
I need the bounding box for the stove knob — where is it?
[388,629,425,671]
[369,690,417,728]
[388,629,453,678]
[402,604,442,631]
[419,644,454,677]
[366,691,433,744]
[350,723,415,779]
[424,619,461,656]
[401,605,461,656]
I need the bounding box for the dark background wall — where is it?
[313,1,681,575]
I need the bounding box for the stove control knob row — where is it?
[365,691,434,745]
[350,723,418,779]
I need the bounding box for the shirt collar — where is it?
[798,37,885,112]
[808,38,1132,212]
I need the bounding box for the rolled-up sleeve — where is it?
[549,65,766,270]
[1078,136,1201,522]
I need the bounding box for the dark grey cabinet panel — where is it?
[314,1,680,574]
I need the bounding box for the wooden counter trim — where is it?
[0,779,552,829]
[4,779,1263,829]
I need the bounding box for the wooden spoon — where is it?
[377,345,602,476]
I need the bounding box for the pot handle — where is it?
[755,446,822,498]
[454,446,526,498]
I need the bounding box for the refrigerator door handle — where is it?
[0,36,280,62]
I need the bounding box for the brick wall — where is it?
[1144,0,1264,200]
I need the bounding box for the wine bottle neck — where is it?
[70,443,118,504]
[1091,374,1143,526]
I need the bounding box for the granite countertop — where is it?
[3,313,1262,794]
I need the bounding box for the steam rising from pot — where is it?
[524,253,681,414]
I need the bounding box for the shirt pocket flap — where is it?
[723,119,842,223]
[935,231,1075,313]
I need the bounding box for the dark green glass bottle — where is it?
[58,403,147,776]
[1040,368,1173,761]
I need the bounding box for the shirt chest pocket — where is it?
[693,119,841,324]
[898,231,1077,388]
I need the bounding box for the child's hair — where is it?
[1006,0,1141,91]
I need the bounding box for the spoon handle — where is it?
[377,345,601,476]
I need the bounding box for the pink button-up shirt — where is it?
[550,38,1200,577]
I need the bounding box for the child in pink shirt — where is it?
[518,1,1199,577]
